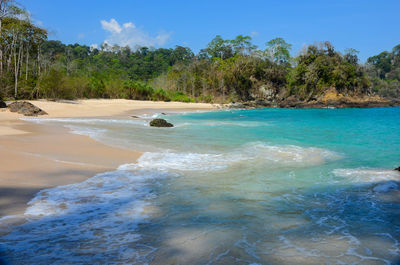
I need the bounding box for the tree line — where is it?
[0,1,399,103]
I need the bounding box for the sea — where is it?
[1,107,400,264]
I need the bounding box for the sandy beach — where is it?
[0,99,215,217]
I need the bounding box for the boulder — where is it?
[228,102,245,109]
[395,167,400,172]
[8,101,47,116]
[149,118,173,127]
[0,100,6,108]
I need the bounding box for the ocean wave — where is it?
[120,142,342,172]
[22,117,149,126]
[175,120,266,128]
[333,168,400,192]
[137,113,161,119]
[23,116,265,130]
[333,168,400,183]
[65,125,108,138]
[1,169,165,264]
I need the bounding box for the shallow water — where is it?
[2,107,400,264]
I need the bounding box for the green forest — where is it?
[1,1,399,103]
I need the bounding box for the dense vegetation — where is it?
[0,1,399,103]
[367,45,400,98]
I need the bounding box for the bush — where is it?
[168,91,195,102]
[124,80,154,100]
[152,88,170,101]
[198,94,213,103]
[38,68,75,99]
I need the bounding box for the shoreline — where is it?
[224,98,400,109]
[0,99,216,218]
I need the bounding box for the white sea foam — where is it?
[333,168,400,192]
[137,113,161,119]
[65,125,108,139]
[183,120,265,127]
[120,142,341,173]
[333,168,400,183]
[22,117,149,126]
[0,168,167,264]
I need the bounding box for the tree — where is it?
[265,37,292,65]
[230,35,257,55]
[0,0,14,77]
[344,48,359,65]
[201,35,233,59]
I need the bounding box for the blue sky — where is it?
[20,0,400,61]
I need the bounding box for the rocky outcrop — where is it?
[227,102,245,109]
[395,167,400,172]
[149,118,173,127]
[224,97,400,110]
[8,101,48,116]
[0,100,6,108]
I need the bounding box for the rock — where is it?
[0,100,6,108]
[149,118,173,127]
[8,101,47,116]
[395,167,400,172]
[228,102,245,109]
[131,115,139,118]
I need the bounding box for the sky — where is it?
[20,0,400,62]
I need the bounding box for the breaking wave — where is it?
[120,142,342,172]
[333,168,400,192]
[0,169,167,264]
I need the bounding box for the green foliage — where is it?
[1,1,398,103]
[288,42,370,99]
[152,88,169,101]
[200,35,257,60]
[367,44,400,97]
[167,91,194,103]
[124,80,153,100]
[38,68,71,99]
[198,94,213,103]
[265,37,292,65]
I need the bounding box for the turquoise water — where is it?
[1,107,400,264]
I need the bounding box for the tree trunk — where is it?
[37,46,40,76]
[0,19,3,77]
[25,45,28,80]
[19,43,23,78]
[14,39,22,98]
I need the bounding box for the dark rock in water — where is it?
[0,100,6,108]
[8,101,47,116]
[149,118,173,127]
[395,167,400,172]
[131,115,139,118]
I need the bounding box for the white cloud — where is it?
[100,18,171,48]
[123,22,135,29]
[101,18,122,33]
